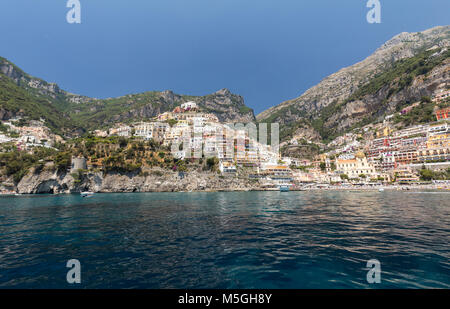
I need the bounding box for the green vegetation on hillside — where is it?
[68,92,166,129]
[393,96,436,126]
[262,48,450,144]
[349,48,450,101]
[312,48,450,141]
[1,57,255,135]
[0,75,78,135]
[0,135,217,183]
[311,100,343,142]
[419,167,450,181]
[0,147,57,183]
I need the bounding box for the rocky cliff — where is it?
[13,168,262,194]
[0,56,89,103]
[257,25,450,142]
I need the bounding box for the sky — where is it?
[0,0,449,114]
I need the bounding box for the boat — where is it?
[279,185,290,192]
[378,188,385,192]
[80,191,94,197]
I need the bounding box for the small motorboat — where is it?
[80,191,94,197]
[279,185,290,192]
[378,188,385,192]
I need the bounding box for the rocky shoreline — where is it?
[0,168,264,194]
[1,166,448,195]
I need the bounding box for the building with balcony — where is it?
[134,122,155,140]
[393,166,419,183]
[435,107,450,121]
[432,89,450,103]
[335,151,377,179]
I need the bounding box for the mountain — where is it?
[2,25,448,142]
[0,57,255,135]
[0,57,82,135]
[257,25,450,143]
[68,88,255,129]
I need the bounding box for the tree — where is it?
[421,96,431,103]
[340,174,349,180]
[330,162,336,171]
[54,152,71,172]
[419,168,434,181]
[319,162,326,171]
[147,138,157,150]
[206,157,219,171]
[167,119,178,127]
[119,137,128,148]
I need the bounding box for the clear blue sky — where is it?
[0,0,448,114]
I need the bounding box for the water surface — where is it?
[0,191,449,288]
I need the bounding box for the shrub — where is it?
[206,157,219,171]
[340,174,349,180]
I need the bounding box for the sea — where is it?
[0,190,448,288]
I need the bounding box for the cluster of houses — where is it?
[1,90,449,188]
[91,96,450,186]
[277,89,450,186]
[311,114,450,185]
[0,118,60,150]
[95,102,286,183]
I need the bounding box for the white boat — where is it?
[279,185,290,192]
[378,188,385,192]
[80,191,94,197]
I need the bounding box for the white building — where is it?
[219,161,237,174]
[428,123,448,136]
[134,122,155,140]
[114,125,131,137]
[19,135,37,144]
[181,101,198,110]
[392,124,429,138]
[0,134,12,143]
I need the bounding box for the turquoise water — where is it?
[0,191,449,288]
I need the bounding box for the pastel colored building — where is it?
[435,107,450,121]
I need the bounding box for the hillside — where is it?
[0,57,255,134]
[0,61,80,136]
[257,25,450,143]
[69,88,255,129]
